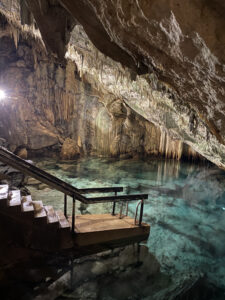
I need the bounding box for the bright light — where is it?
[0,90,6,100]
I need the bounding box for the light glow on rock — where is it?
[0,90,6,100]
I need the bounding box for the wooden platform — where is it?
[69,214,150,247]
[1,179,150,253]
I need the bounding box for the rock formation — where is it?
[60,138,80,160]
[8,0,223,168]
[0,1,220,163]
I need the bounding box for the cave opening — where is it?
[0,1,225,300]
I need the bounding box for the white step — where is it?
[56,210,70,229]
[0,184,9,200]
[21,195,34,213]
[45,205,59,225]
[8,190,21,207]
[32,200,47,219]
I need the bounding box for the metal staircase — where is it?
[0,146,150,253]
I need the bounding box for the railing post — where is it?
[112,191,117,215]
[139,200,144,226]
[64,194,67,219]
[119,201,124,219]
[125,201,129,216]
[72,196,76,233]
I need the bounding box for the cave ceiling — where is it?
[1,0,225,168]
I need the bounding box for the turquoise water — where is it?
[24,157,225,299]
[1,157,223,299]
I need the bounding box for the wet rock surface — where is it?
[15,147,28,159]
[60,138,81,160]
[0,161,25,188]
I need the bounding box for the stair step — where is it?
[0,184,9,199]
[0,185,9,207]
[45,205,59,225]
[56,210,70,229]
[21,195,34,212]
[32,200,47,219]
[8,190,21,207]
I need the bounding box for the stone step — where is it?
[56,210,70,230]
[0,184,9,207]
[0,184,8,199]
[21,195,34,212]
[8,190,21,206]
[32,200,47,225]
[7,190,21,213]
[21,195,34,219]
[56,210,73,249]
[45,205,59,227]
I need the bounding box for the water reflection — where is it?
[34,157,225,298]
[35,245,169,300]
[1,157,225,299]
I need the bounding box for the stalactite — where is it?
[177,141,183,160]
[10,25,19,48]
[115,69,119,85]
[32,48,37,69]
[9,0,12,14]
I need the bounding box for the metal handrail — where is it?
[87,194,148,204]
[134,200,144,226]
[119,201,124,219]
[0,147,128,202]
[118,201,129,218]
[0,146,148,231]
[125,201,129,216]
[0,146,86,202]
[79,187,123,194]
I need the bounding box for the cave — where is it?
[0,1,225,299]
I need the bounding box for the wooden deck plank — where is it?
[69,214,150,247]
[74,214,145,233]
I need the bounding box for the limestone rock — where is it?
[0,138,7,148]
[0,163,25,187]
[0,8,203,163]
[60,138,80,160]
[16,148,27,159]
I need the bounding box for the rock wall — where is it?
[12,0,224,168]
[0,12,201,161]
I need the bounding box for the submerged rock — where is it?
[60,138,80,160]
[0,163,25,188]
